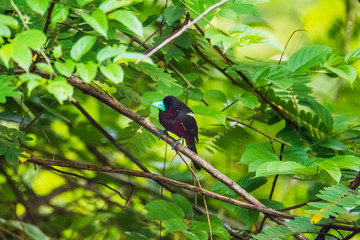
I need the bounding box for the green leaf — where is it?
[55,59,75,77]
[164,219,187,232]
[0,76,20,103]
[192,215,229,239]
[0,43,13,68]
[47,77,74,104]
[219,4,258,19]
[99,0,134,13]
[240,142,279,172]
[70,36,97,61]
[0,14,19,29]
[205,28,237,52]
[19,73,43,96]
[97,45,126,62]
[188,88,204,102]
[77,0,93,7]
[163,6,184,26]
[125,232,149,240]
[25,0,49,15]
[235,207,259,227]
[299,99,333,129]
[172,194,194,218]
[36,62,53,74]
[99,63,124,83]
[8,220,50,240]
[109,10,143,37]
[326,65,357,85]
[145,199,184,220]
[255,161,309,177]
[0,142,7,155]
[12,43,32,72]
[236,92,258,109]
[5,148,25,164]
[288,45,332,72]
[51,3,69,28]
[229,24,284,51]
[191,105,226,124]
[237,174,267,193]
[206,90,227,103]
[345,48,360,63]
[15,29,47,51]
[319,139,346,151]
[0,24,11,37]
[316,159,341,183]
[53,45,63,59]
[40,104,70,123]
[183,231,203,240]
[80,9,108,38]
[77,61,98,83]
[114,52,154,64]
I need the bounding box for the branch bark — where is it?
[28,156,294,219]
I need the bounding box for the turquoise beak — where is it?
[152,100,165,111]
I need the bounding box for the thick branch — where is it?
[28,156,294,219]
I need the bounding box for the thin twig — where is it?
[43,1,58,35]
[0,226,24,240]
[47,165,126,200]
[135,0,229,63]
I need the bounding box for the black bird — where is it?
[152,96,200,170]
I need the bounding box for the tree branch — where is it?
[28,156,294,220]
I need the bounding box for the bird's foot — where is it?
[158,130,168,139]
[171,138,183,150]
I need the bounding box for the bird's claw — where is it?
[171,138,183,150]
[158,130,168,139]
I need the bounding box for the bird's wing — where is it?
[181,111,198,143]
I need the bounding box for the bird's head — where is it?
[152,96,180,111]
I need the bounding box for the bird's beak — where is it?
[152,100,165,111]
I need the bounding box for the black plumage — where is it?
[152,96,200,170]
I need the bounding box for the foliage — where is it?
[1,0,360,239]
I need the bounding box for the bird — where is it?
[152,96,201,170]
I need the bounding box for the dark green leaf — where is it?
[164,219,187,232]
[299,99,333,129]
[40,104,70,123]
[163,6,184,26]
[206,90,227,103]
[145,199,184,220]
[172,194,194,218]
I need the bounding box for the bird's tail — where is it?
[186,141,201,170]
